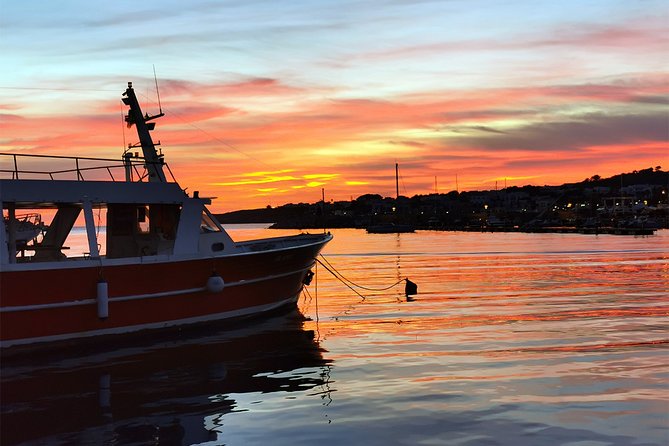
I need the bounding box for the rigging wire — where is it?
[152,65,163,114]
[133,90,272,168]
[159,105,272,168]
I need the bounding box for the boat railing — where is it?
[0,152,177,183]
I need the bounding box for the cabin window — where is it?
[211,242,224,252]
[106,204,180,258]
[137,206,149,233]
[150,204,180,240]
[201,210,222,233]
[107,204,137,236]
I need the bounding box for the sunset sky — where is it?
[1,0,667,212]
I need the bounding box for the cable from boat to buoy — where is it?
[316,255,417,300]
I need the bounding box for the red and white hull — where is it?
[1,233,330,348]
[1,82,333,350]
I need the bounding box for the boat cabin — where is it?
[0,161,234,266]
[1,81,238,267]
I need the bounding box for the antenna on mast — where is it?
[153,65,163,114]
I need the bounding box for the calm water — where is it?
[2,228,668,445]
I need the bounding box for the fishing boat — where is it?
[0,82,332,349]
[367,163,415,233]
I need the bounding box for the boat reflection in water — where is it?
[1,311,330,445]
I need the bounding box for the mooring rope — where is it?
[316,254,408,298]
[302,255,417,344]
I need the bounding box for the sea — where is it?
[2,226,668,445]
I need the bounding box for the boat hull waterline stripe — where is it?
[0,263,314,313]
[0,294,300,348]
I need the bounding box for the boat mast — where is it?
[395,162,399,200]
[122,82,166,182]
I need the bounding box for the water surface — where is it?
[2,229,668,445]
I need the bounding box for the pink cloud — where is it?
[159,77,309,99]
[348,19,668,63]
[539,20,669,50]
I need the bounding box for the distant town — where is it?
[216,167,669,233]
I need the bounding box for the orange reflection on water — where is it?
[296,230,668,427]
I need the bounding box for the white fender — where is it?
[206,274,225,293]
[97,280,109,319]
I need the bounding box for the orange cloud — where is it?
[2,74,666,211]
[212,174,299,187]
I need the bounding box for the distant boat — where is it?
[367,163,415,233]
[366,222,415,234]
[0,82,331,349]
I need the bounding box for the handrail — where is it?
[0,152,131,162]
[0,152,177,183]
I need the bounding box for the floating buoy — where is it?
[206,274,225,293]
[405,278,418,297]
[97,280,109,319]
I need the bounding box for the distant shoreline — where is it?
[215,167,668,234]
[217,220,660,236]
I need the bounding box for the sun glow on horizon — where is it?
[1,1,667,211]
